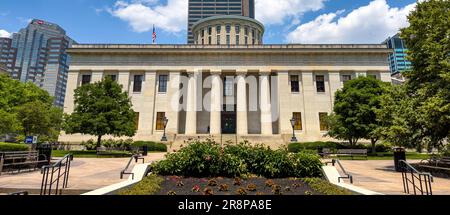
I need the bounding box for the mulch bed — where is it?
[156,176,320,195]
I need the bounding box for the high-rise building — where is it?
[187,0,255,44]
[0,38,17,74]
[8,19,76,107]
[384,34,412,75]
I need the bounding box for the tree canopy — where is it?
[63,77,137,147]
[0,74,62,142]
[326,77,387,147]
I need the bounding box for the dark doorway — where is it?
[221,105,236,134]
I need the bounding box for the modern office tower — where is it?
[384,33,412,75]
[187,0,255,44]
[10,19,76,107]
[0,37,17,74]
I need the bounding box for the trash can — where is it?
[393,147,406,172]
[37,144,52,166]
[142,145,148,156]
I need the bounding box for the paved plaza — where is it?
[337,160,450,195]
[0,153,166,195]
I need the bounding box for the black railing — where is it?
[120,154,144,180]
[399,160,433,195]
[326,159,354,184]
[40,154,73,195]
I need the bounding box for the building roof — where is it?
[192,15,265,33]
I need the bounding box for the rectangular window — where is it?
[208,36,212,45]
[235,25,240,34]
[319,112,328,131]
[290,75,299,93]
[293,112,302,130]
[158,75,168,93]
[342,75,352,83]
[236,35,240,45]
[226,25,231,33]
[156,112,165,130]
[81,74,91,85]
[226,35,230,45]
[133,75,143,93]
[368,74,377,79]
[316,75,325,93]
[216,25,221,34]
[135,112,140,130]
[208,26,212,35]
[217,35,221,45]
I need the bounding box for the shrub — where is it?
[81,139,96,150]
[118,174,163,195]
[288,141,392,153]
[0,142,30,152]
[152,139,323,178]
[132,141,167,152]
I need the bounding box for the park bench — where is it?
[319,148,332,158]
[0,151,49,175]
[96,147,130,158]
[421,155,450,168]
[336,149,368,160]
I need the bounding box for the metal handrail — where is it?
[326,159,354,184]
[40,154,73,195]
[399,160,433,195]
[120,154,144,180]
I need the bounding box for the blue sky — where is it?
[0,0,417,44]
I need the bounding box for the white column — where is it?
[328,71,341,106]
[260,71,273,135]
[118,70,130,92]
[277,71,291,134]
[143,70,157,135]
[210,70,222,135]
[64,70,79,114]
[236,70,248,135]
[185,71,197,135]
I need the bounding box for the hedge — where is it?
[132,141,167,152]
[288,142,392,153]
[0,142,30,152]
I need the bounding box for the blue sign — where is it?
[25,136,33,144]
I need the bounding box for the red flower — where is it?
[192,185,201,192]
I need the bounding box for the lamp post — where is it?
[290,117,298,142]
[161,117,169,142]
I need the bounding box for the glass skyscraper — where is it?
[187,0,255,44]
[384,34,412,75]
[6,19,76,107]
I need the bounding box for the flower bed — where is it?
[119,175,353,195]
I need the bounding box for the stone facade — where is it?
[59,44,392,146]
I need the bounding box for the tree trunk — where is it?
[371,139,377,153]
[97,135,102,148]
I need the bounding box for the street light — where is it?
[290,117,298,142]
[161,117,169,142]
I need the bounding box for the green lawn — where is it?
[333,152,431,160]
[52,150,132,158]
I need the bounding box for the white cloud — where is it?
[0,29,11,38]
[286,0,416,44]
[109,0,187,33]
[255,0,327,25]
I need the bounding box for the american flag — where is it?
[152,25,156,44]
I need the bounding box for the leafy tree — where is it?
[0,74,62,142]
[326,77,387,149]
[395,0,450,149]
[63,77,137,147]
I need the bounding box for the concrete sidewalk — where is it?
[337,160,450,195]
[0,153,166,194]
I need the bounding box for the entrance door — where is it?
[221,105,236,134]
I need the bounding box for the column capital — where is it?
[259,70,271,75]
[210,69,222,75]
[236,69,248,75]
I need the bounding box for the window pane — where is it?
[133,75,143,92]
[316,75,325,92]
[81,75,91,85]
[135,112,140,130]
[319,112,328,131]
[291,75,299,92]
[293,112,302,130]
[224,78,233,96]
[158,75,168,93]
[342,75,352,83]
[156,112,165,130]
